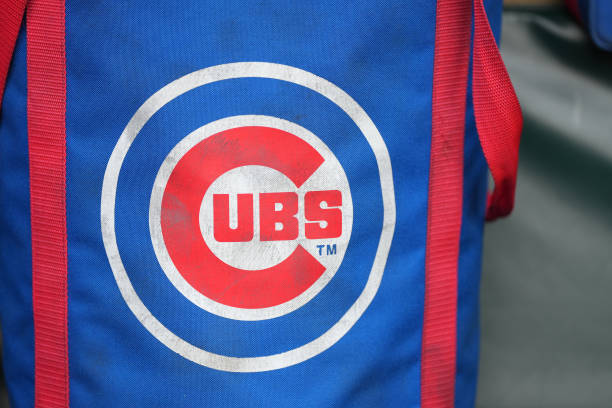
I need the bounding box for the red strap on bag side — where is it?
[27,0,69,407]
[422,0,471,406]
[0,0,27,112]
[473,0,523,221]
[1,2,70,407]
[423,1,522,407]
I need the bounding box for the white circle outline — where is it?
[101,62,396,372]
[149,115,353,321]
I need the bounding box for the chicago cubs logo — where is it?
[101,62,395,372]
[150,115,353,320]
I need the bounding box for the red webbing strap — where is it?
[27,0,69,407]
[0,0,26,112]
[423,1,522,407]
[473,0,523,221]
[422,0,471,407]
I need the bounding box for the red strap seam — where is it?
[27,0,69,407]
[0,0,27,112]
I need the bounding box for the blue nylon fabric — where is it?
[455,2,503,407]
[0,23,34,408]
[65,1,432,407]
[0,1,500,407]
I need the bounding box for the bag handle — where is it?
[473,0,523,221]
[0,0,27,112]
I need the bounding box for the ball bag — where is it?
[0,0,521,407]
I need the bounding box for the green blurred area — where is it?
[478,7,612,408]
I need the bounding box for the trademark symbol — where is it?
[316,244,337,256]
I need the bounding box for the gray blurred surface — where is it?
[477,8,612,408]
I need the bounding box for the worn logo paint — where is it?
[101,62,395,372]
[150,115,353,321]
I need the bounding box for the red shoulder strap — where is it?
[473,0,523,221]
[27,0,69,406]
[422,1,522,407]
[0,0,26,111]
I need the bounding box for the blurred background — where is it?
[480,0,612,407]
[1,1,610,407]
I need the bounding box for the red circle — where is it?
[161,126,327,309]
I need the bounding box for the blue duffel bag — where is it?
[0,1,521,407]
